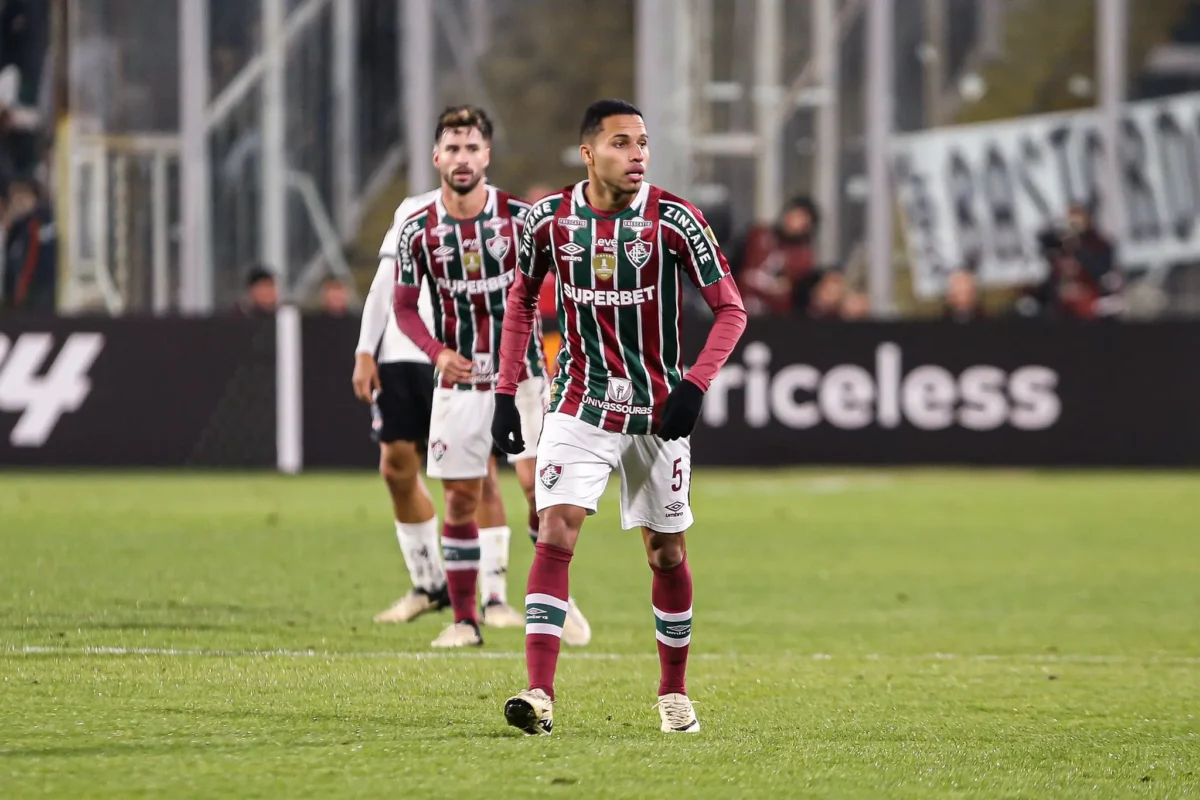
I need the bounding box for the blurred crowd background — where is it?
[2,0,1200,329]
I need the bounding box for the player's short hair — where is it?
[580,99,643,141]
[784,195,821,228]
[245,265,276,288]
[434,105,494,143]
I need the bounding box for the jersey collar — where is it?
[571,180,650,219]
[434,184,497,223]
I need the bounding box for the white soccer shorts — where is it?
[426,387,494,480]
[508,376,548,464]
[534,412,693,533]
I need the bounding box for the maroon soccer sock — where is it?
[527,509,540,545]
[441,521,480,625]
[525,542,572,699]
[652,557,693,696]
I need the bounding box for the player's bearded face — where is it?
[433,127,490,195]
[584,115,649,196]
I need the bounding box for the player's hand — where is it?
[492,392,525,454]
[657,379,705,441]
[352,353,380,402]
[436,348,474,385]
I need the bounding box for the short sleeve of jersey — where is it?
[663,199,731,288]
[517,196,560,279]
[379,189,439,258]
[394,210,427,288]
[507,196,532,231]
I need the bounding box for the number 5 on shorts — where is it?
[671,458,684,492]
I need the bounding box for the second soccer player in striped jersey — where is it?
[392,105,590,648]
[493,99,748,734]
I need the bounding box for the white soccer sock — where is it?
[478,525,512,605]
[395,517,445,593]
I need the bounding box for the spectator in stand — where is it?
[320,276,352,317]
[235,265,278,317]
[1,176,55,312]
[944,267,983,322]
[0,0,49,179]
[1024,204,1122,319]
[840,288,871,320]
[793,268,842,320]
[736,195,820,316]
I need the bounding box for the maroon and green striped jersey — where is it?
[396,186,545,390]
[518,180,731,433]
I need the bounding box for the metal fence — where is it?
[53,0,1199,319]
[59,0,404,315]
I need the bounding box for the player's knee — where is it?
[644,532,686,570]
[443,483,480,522]
[379,446,419,491]
[537,507,583,552]
[481,471,501,504]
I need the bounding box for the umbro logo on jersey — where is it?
[433,245,455,260]
[625,216,652,231]
[557,215,587,231]
[664,502,686,513]
[558,242,585,264]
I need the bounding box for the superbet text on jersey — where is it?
[519,181,731,434]
[396,186,545,389]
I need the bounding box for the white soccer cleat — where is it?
[656,693,700,733]
[504,688,554,736]
[373,586,448,623]
[481,600,525,628]
[430,620,483,648]
[562,596,592,646]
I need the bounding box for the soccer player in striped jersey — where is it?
[357,190,556,633]
[493,99,748,734]
[391,105,591,648]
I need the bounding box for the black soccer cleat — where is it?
[504,689,554,736]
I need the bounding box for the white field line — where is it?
[7,645,1200,665]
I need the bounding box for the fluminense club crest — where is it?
[624,238,652,269]
[430,439,448,461]
[539,462,563,490]
[486,235,511,261]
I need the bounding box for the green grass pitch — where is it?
[1,469,1198,798]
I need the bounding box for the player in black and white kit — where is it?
[353,189,454,623]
